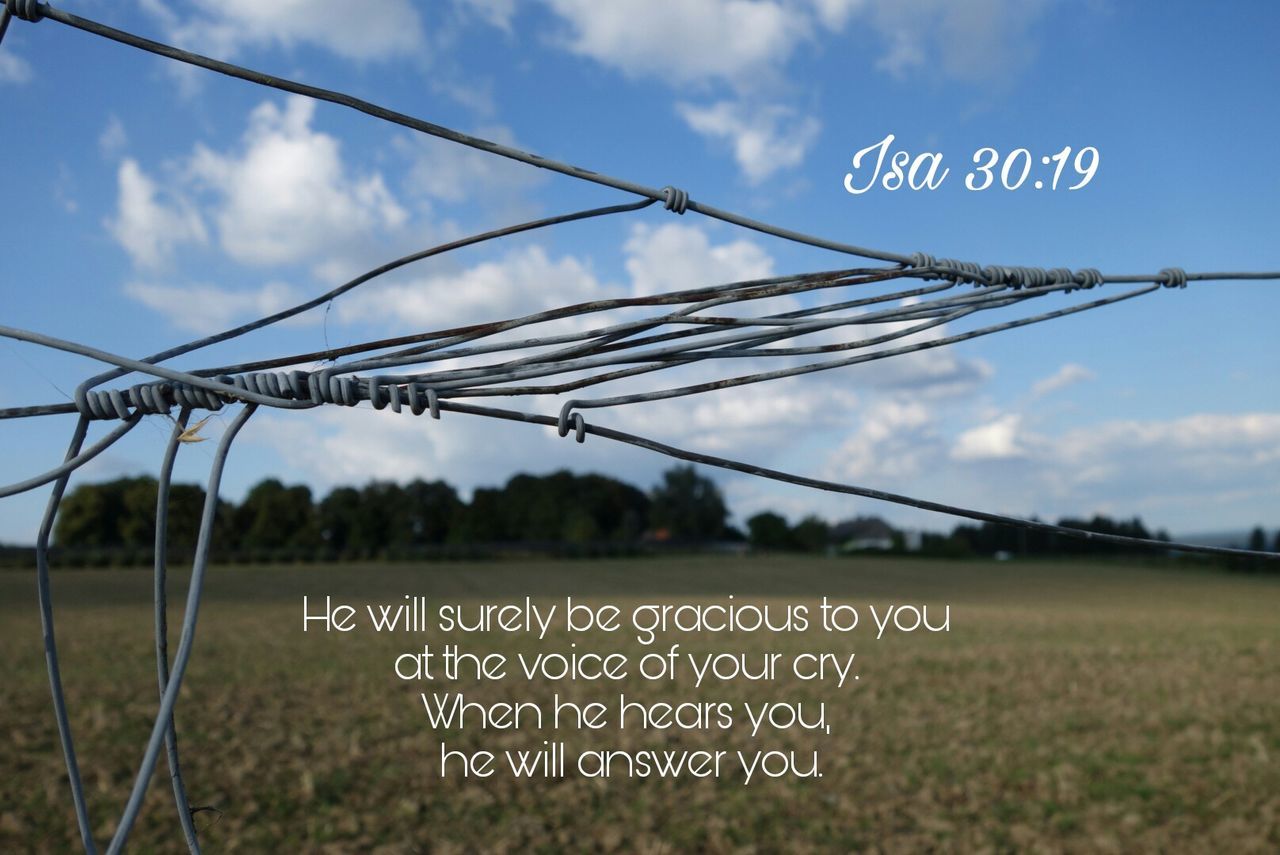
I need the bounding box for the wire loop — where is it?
[661,185,689,214]
[6,0,44,23]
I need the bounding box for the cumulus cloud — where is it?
[336,221,778,336]
[540,0,1058,96]
[124,280,305,333]
[188,97,407,269]
[618,382,861,453]
[249,405,659,497]
[862,346,993,397]
[931,410,1280,530]
[147,0,425,61]
[1031,362,1095,399]
[106,159,208,269]
[0,51,32,85]
[951,413,1030,461]
[826,398,938,482]
[677,100,821,183]
[108,99,408,275]
[1053,413,1280,496]
[337,244,615,332]
[814,0,1053,82]
[624,222,774,296]
[542,0,810,87]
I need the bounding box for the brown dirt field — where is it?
[1,556,1277,853]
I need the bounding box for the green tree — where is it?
[236,479,318,551]
[164,483,238,553]
[449,471,648,545]
[402,479,463,545]
[319,486,361,553]
[55,479,126,548]
[1248,526,1266,553]
[650,465,727,542]
[55,476,164,549]
[354,481,408,550]
[452,486,508,544]
[747,512,793,551]
[792,515,830,553]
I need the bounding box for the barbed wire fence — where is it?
[2,1,1278,851]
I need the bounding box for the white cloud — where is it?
[395,124,544,205]
[124,280,305,333]
[810,0,864,30]
[863,344,993,397]
[952,413,1030,461]
[188,97,407,269]
[624,222,774,296]
[106,159,208,269]
[250,404,659,497]
[153,0,424,61]
[815,0,1053,82]
[456,0,518,32]
[1054,413,1280,492]
[677,100,821,183]
[0,51,32,85]
[99,115,128,158]
[618,382,860,453]
[1031,362,1094,399]
[336,244,616,332]
[826,398,938,482]
[930,410,1280,531]
[542,0,810,87]
[540,0,1058,95]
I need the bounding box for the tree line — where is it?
[43,466,733,565]
[1,465,1273,569]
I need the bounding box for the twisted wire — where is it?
[34,415,98,855]
[108,403,256,854]
[154,408,204,853]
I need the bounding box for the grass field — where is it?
[1,556,1277,853]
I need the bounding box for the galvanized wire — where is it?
[153,407,204,854]
[1,2,1278,853]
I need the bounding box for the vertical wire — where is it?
[35,414,100,855]
[107,403,256,855]
[154,407,203,853]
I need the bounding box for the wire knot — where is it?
[74,381,229,420]
[6,0,44,22]
[557,401,586,443]
[908,254,992,285]
[404,383,441,418]
[937,258,985,285]
[1070,268,1103,290]
[1158,267,1187,289]
[660,186,689,215]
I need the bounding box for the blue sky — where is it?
[1,0,1277,543]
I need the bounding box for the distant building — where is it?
[830,516,896,552]
[902,529,923,552]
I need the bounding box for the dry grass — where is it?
[1,556,1277,853]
